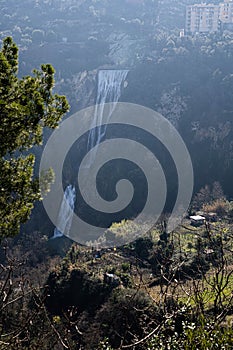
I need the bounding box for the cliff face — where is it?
[2,0,232,199]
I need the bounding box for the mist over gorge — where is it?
[2,0,233,202]
[2,2,233,349]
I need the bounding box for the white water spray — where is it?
[52,185,76,239]
[87,69,128,165]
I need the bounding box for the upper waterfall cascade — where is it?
[87,69,129,165]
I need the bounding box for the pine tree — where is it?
[0,37,69,237]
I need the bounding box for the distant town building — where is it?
[180,28,185,37]
[219,0,233,30]
[186,1,233,34]
[186,3,220,34]
[205,212,218,222]
[104,272,120,286]
[190,215,206,226]
[219,0,233,23]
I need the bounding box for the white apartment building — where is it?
[186,1,233,34]
[186,4,220,34]
[219,0,233,24]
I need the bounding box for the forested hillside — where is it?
[1,0,232,196]
[1,1,233,349]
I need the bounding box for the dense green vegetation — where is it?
[124,31,233,197]
[0,37,69,237]
[1,0,233,349]
[1,208,233,349]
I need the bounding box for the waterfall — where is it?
[87,69,128,165]
[51,71,128,239]
[52,185,76,239]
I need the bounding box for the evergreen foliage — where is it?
[0,37,69,237]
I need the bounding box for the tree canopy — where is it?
[0,37,69,237]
